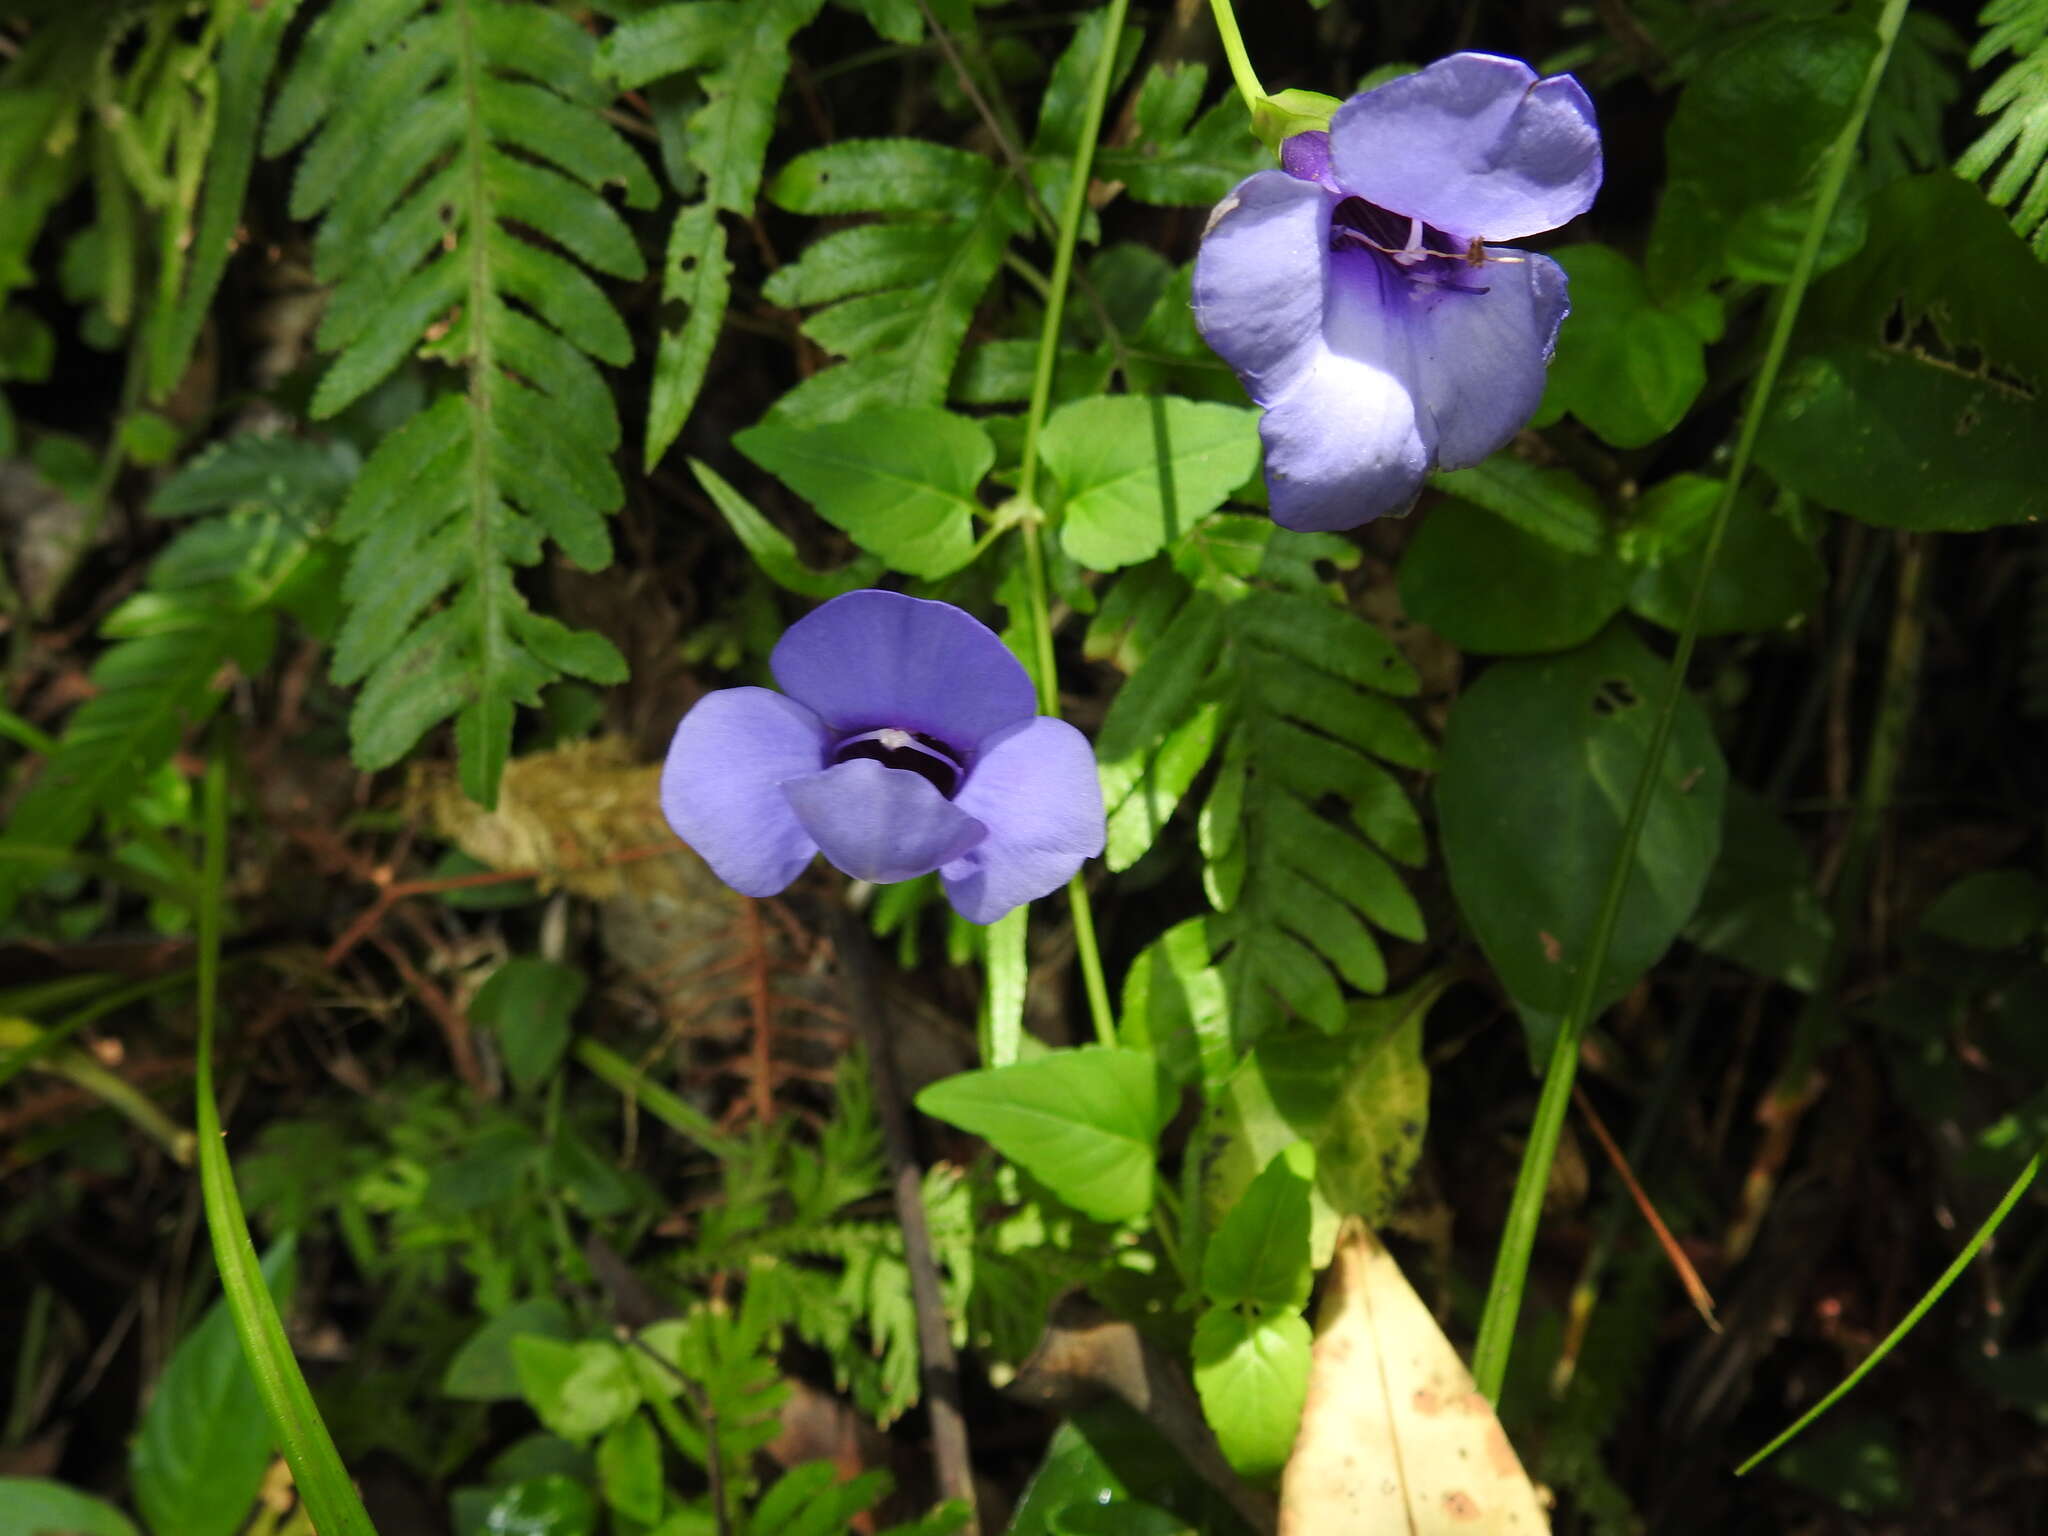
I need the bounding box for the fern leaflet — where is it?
[598,0,826,465]
[764,139,1026,424]
[1093,519,1433,1052]
[267,0,649,805]
[1957,0,2048,255]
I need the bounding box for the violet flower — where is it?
[660,589,1104,924]
[1194,53,1601,531]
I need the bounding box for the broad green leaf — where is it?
[597,1414,665,1524]
[1207,980,1438,1265]
[443,1299,577,1401]
[734,408,992,579]
[1203,1143,1315,1312]
[1758,348,2048,531]
[1008,1407,1244,1536]
[0,1481,140,1536]
[1430,456,1604,556]
[1626,477,1823,636]
[511,1337,642,1442]
[1759,176,2048,531]
[1544,244,1707,448]
[1190,1308,1311,1481]
[463,1476,599,1536]
[915,1047,1173,1223]
[1687,785,1833,991]
[130,1242,295,1536]
[1436,625,1727,1062]
[470,957,586,1094]
[1921,870,2048,951]
[1399,495,1629,654]
[1656,18,1878,287]
[645,202,731,469]
[1042,396,1260,571]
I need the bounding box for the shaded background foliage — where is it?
[2,0,2047,1532]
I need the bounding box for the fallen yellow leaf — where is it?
[1279,1220,1549,1534]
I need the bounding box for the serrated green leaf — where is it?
[1203,1142,1315,1311]
[735,407,991,578]
[471,957,585,1093]
[915,1047,1173,1223]
[1043,396,1260,571]
[1191,1308,1310,1481]
[1544,244,1707,448]
[513,1338,642,1443]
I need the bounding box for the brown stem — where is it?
[825,903,978,1530]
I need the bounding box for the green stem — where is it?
[1736,1145,2041,1473]
[1468,0,1917,1401]
[1205,0,1264,114]
[1012,0,1129,1052]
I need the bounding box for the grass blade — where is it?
[192,741,378,1536]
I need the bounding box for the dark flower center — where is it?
[1329,197,1488,292]
[832,727,965,797]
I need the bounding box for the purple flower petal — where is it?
[771,589,1035,751]
[1330,53,1600,243]
[1191,169,1335,406]
[1280,130,1335,188]
[1258,255,1432,531]
[782,759,987,885]
[940,717,1106,924]
[1411,250,1570,469]
[661,687,826,897]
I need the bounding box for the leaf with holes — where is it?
[1437,625,1726,1064]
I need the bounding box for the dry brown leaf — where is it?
[1279,1220,1549,1535]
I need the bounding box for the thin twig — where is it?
[1573,1084,1720,1333]
[825,903,978,1530]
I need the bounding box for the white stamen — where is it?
[878,728,914,751]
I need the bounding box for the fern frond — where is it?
[1957,0,2048,255]
[0,436,349,923]
[269,0,645,805]
[598,0,825,464]
[1094,519,1432,1046]
[765,139,1026,425]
